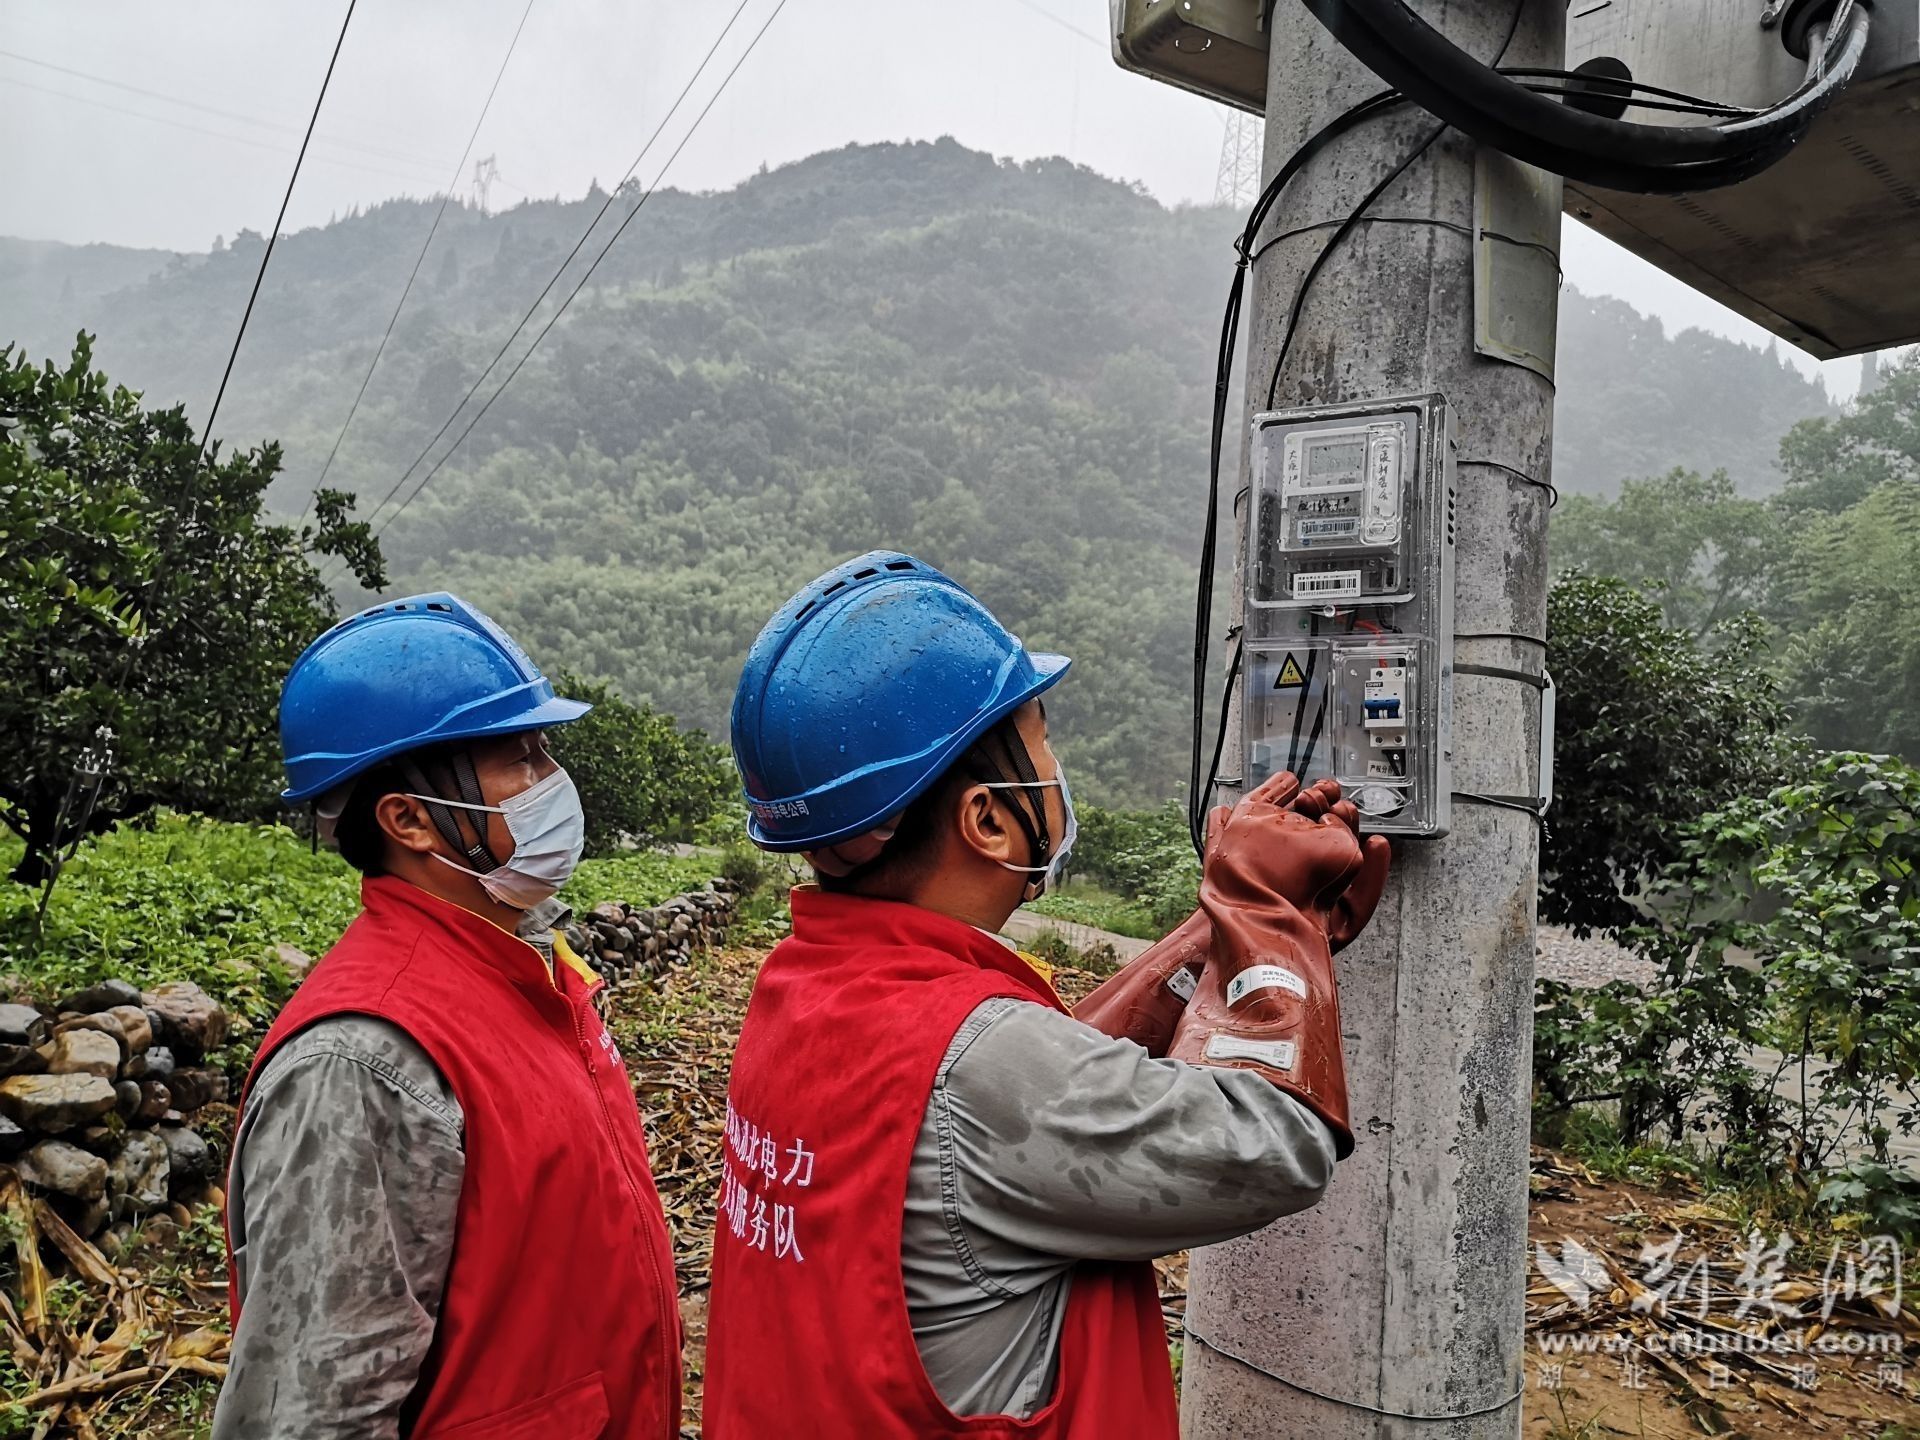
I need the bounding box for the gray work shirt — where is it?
[905,996,1336,1417]
[215,921,1333,1433]
[212,900,564,1440]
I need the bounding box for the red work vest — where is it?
[230,876,682,1440]
[703,888,1178,1440]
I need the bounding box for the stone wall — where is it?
[0,883,740,1246]
[564,878,742,988]
[0,980,227,1243]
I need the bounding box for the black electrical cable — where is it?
[354,0,759,536]
[1187,85,1415,850]
[200,0,358,461]
[1459,456,1557,506]
[1248,214,1560,275]
[1186,0,1530,852]
[1300,0,1870,193]
[1199,636,1245,833]
[1497,66,1759,116]
[302,0,537,524]
[1266,120,1448,408]
[366,0,790,549]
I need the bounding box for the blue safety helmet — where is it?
[731,551,1071,851]
[279,592,589,803]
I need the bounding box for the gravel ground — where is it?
[1533,923,1658,990]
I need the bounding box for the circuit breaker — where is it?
[1243,395,1455,836]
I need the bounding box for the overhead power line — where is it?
[0,44,449,178]
[200,0,360,459]
[1003,0,1107,48]
[341,0,780,556]
[303,0,538,522]
[351,0,794,561]
[0,74,437,190]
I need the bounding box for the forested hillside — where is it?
[2,139,1842,802]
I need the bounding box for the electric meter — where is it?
[1243,395,1454,837]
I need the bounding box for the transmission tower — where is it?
[471,154,502,214]
[1213,111,1263,208]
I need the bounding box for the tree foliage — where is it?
[1551,468,1783,637]
[1067,802,1200,933]
[1542,574,1794,936]
[1554,354,1920,766]
[0,335,383,884]
[1777,355,1920,514]
[1536,753,1920,1221]
[545,671,732,856]
[1,142,1846,809]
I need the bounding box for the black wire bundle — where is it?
[1302,0,1870,192]
[1180,0,1864,851]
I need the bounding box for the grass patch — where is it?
[0,815,738,1019]
[1027,881,1159,941]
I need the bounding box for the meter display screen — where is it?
[1306,439,1364,482]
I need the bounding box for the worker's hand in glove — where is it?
[1068,784,1301,1053]
[1197,772,1390,946]
[1168,775,1392,1159]
[1072,772,1390,1054]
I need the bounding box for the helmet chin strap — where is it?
[402,752,502,873]
[963,721,1052,898]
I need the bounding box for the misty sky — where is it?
[0,0,1880,398]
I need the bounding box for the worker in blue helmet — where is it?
[705,552,1391,1436]
[214,595,683,1440]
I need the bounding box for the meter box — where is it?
[1244,396,1454,836]
[1109,0,1270,114]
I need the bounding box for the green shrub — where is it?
[0,812,360,1027]
[717,842,773,897]
[1543,573,1796,938]
[547,670,733,855]
[1534,752,1920,1203]
[1026,885,1157,941]
[1068,801,1198,934]
[0,813,722,1023]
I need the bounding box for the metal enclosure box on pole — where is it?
[1177,0,1560,1433]
[1563,0,1920,356]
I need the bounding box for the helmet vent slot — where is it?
[852,567,878,580]
[885,560,915,571]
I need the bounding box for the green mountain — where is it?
[0,139,1839,804]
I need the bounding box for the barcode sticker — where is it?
[1298,517,1361,542]
[1205,1035,1298,1071]
[1293,570,1362,599]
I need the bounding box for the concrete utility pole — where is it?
[1181,0,1563,1434]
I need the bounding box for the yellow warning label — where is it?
[1274,653,1308,689]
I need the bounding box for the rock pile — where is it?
[566,879,742,987]
[0,979,228,1240]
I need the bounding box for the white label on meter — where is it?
[1364,427,1403,544]
[1226,964,1309,1007]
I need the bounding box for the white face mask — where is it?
[408,766,586,910]
[981,766,1078,899]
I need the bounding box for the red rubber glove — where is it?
[1167,776,1391,1159]
[1071,776,1303,1054]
